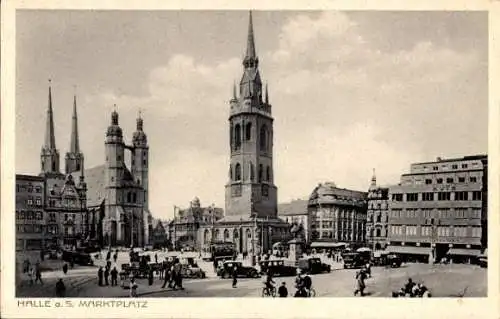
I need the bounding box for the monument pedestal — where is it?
[288,239,305,262]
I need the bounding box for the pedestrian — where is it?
[98,267,103,286]
[232,265,238,288]
[70,258,74,269]
[62,263,68,275]
[278,282,288,297]
[40,250,45,262]
[34,264,43,285]
[104,267,110,286]
[106,250,111,261]
[354,268,366,297]
[28,267,34,286]
[113,252,117,263]
[55,278,66,297]
[148,266,154,286]
[161,266,170,289]
[111,267,118,286]
[155,253,158,264]
[130,278,138,298]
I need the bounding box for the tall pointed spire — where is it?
[245,11,256,60]
[70,92,80,153]
[44,79,57,150]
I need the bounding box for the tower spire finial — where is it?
[243,11,257,66]
[44,79,56,150]
[371,168,377,186]
[265,82,269,104]
[69,89,80,153]
[136,107,143,131]
[232,80,237,100]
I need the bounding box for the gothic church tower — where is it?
[40,81,61,175]
[65,94,84,174]
[225,12,277,220]
[131,112,149,209]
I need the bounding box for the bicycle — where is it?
[307,287,316,297]
[261,285,277,297]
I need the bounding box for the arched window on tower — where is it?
[245,122,252,141]
[127,192,131,203]
[260,125,267,151]
[250,163,255,181]
[258,164,263,183]
[229,165,233,181]
[234,124,241,150]
[230,124,234,150]
[133,193,137,203]
[266,166,271,182]
[235,163,241,181]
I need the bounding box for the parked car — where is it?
[342,252,365,269]
[298,257,331,274]
[386,254,402,268]
[217,261,260,279]
[259,259,297,277]
[478,256,487,268]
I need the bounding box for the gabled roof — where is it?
[84,165,106,206]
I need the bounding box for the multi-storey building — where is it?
[15,175,46,250]
[366,171,390,250]
[198,12,289,256]
[308,182,367,247]
[172,198,223,250]
[278,199,310,243]
[387,155,487,264]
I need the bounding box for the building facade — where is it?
[198,12,289,255]
[308,182,367,247]
[387,155,487,264]
[15,175,46,250]
[172,198,223,250]
[366,171,390,250]
[278,199,310,243]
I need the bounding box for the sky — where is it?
[15,10,488,220]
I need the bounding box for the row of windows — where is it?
[16,184,43,193]
[390,208,481,219]
[16,211,44,220]
[230,163,272,182]
[24,197,43,206]
[423,176,478,185]
[230,123,270,152]
[367,214,388,223]
[390,225,481,237]
[17,224,44,233]
[392,191,482,202]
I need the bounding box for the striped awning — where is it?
[447,248,481,257]
[310,242,347,248]
[386,245,430,255]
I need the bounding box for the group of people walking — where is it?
[22,259,43,286]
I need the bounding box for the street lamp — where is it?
[429,218,439,265]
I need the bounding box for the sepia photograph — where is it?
[6,4,495,313]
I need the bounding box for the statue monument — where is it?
[288,221,305,262]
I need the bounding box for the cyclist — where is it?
[264,269,275,295]
[294,269,306,297]
[303,272,313,297]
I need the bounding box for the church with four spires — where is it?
[15,82,153,250]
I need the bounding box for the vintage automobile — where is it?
[386,254,402,268]
[342,252,366,269]
[478,256,487,268]
[217,261,260,279]
[297,257,331,274]
[259,259,297,277]
[61,250,94,266]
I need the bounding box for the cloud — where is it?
[86,11,486,219]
